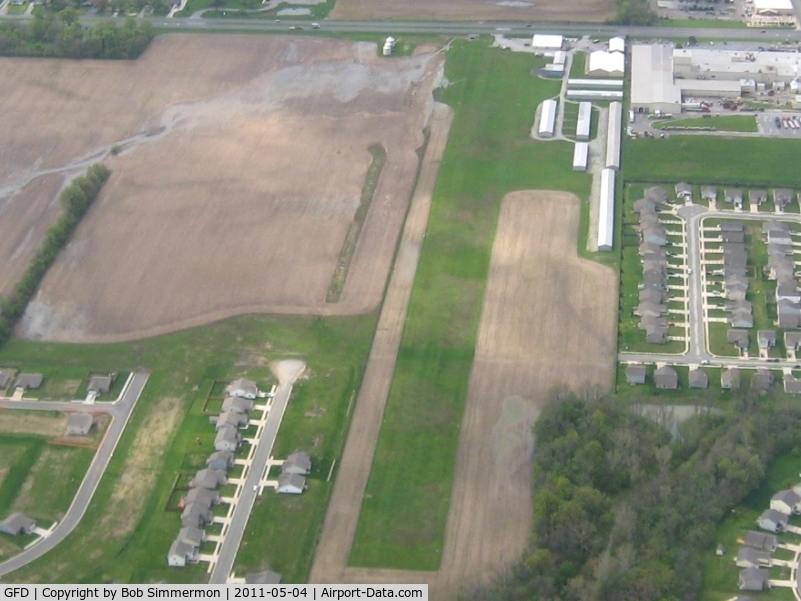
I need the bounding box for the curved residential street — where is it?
[0,372,149,577]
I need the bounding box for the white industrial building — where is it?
[598,168,615,252]
[588,51,625,77]
[566,90,624,101]
[531,34,563,51]
[576,102,592,141]
[573,142,589,172]
[752,0,796,25]
[606,102,622,171]
[609,36,625,54]
[383,37,396,56]
[567,78,624,90]
[538,99,558,138]
[632,43,801,113]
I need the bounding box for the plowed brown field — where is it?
[10,35,442,342]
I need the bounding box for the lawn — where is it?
[654,115,759,133]
[1,312,376,583]
[349,40,592,570]
[623,136,801,188]
[658,18,748,29]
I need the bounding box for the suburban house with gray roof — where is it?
[283,452,311,476]
[751,370,774,392]
[774,188,794,209]
[88,375,111,395]
[639,289,666,304]
[738,567,769,591]
[207,451,234,471]
[786,332,801,351]
[65,413,94,436]
[744,530,777,551]
[736,547,772,569]
[758,330,777,349]
[633,197,657,214]
[635,301,667,318]
[226,378,258,400]
[0,513,35,536]
[771,489,801,514]
[727,330,749,353]
[185,487,220,507]
[212,411,249,431]
[721,368,740,390]
[13,374,43,391]
[749,189,767,206]
[0,370,12,389]
[222,396,253,414]
[688,369,708,389]
[625,364,647,385]
[720,220,744,232]
[654,366,678,390]
[181,503,212,529]
[722,231,745,244]
[784,375,801,395]
[190,469,227,490]
[276,473,306,495]
[776,281,801,304]
[724,189,743,207]
[701,185,717,202]
[675,182,692,201]
[645,186,668,203]
[214,428,241,452]
[168,539,199,567]
[728,310,754,329]
[758,508,788,532]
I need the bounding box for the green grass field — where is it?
[349,40,592,570]
[654,115,759,133]
[622,136,801,187]
[657,18,747,29]
[1,313,376,583]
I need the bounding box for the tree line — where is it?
[0,163,110,346]
[465,394,801,601]
[0,14,154,59]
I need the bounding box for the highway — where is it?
[0,372,149,577]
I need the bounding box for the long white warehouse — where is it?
[598,168,615,251]
[567,78,624,89]
[606,101,622,170]
[538,99,558,138]
[566,90,624,101]
[576,102,592,141]
[573,142,589,171]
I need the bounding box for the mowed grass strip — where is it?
[349,41,591,570]
[623,135,801,187]
[654,115,758,132]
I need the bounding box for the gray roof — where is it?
[644,186,668,203]
[719,220,744,232]
[181,502,212,527]
[749,189,768,204]
[245,571,282,584]
[191,468,226,490]
[185,487,220,508]
[13,373,43,390]
[88,375,111,394]
[0,370,11,389]
[226,378,258,396]
[277,473,306,492]
[764,220,790,234]
[177,526,205,547]
[739,567,769,591]
[722,231,745,244]
[736,546,771,567]
[633,197,657,214]
[701,185,717,200]
[724,189,743,203]
[66,412,93,435]
[688,369,708,389]
[759,508,788,527]
[169,539,196,561]
[744,530,777,551]
[751,370,774,391]
[0,513,35,535]
[214,410,248,430]
[654,366,678,389]
[774,188,794,205]
[215,428,241,445]
[222,396,253,414]
[721,368,740,389]
[207,450,234,469]
[786,331,801,348]
[772,488,801,507]
[758,330,776,347]
[283,452,311,475]
[626,364,647,378]
[725,274,749,288]
[727,329,750,348]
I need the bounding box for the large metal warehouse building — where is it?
[538,99,558,138]
[598,168,615,252]
[573,142,589,172]
[576,102,592,141]
[606,102,622,171]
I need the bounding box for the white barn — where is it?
[538,99,558,138]
[598,168,615,252]
[531,34,563,51]
[588,51,625,77]
[605,102,622,170]
[576,102,592,141]
[573,142,589,172]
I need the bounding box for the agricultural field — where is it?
[342,40,610,593]
[1,312,376,583]
[3,34,441,343]
[331,0,615,22]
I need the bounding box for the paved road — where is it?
[0,371,149,577]
[208,368,302,584]
[620,206,801,369]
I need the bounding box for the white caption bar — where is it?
[0,586,427,601]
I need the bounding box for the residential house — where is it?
[771,489,801,514]
[641,270,666,291]
[757,508,788,532]
[701,185,717,203]
[758,330,777,349]
[13,373,43,391]
[786,331,801,351]
[749,189,768,206]
[727,330,749,353]
[738,567,769,591]
[642,224,669,247]
[728,310,754,329]
[719,221,744,233]
[654,366,678,390]
[0,370,11,390]
[87,375,111,395]
[639,289,666,304]
[276,473,306,495]
[625,364,647,385]
[784,375,801,395]
[214,428,241,452]
[774,188,794,210]
[207,451,234,471]
[722,231,745,244]
[225,378,258,400]
[222,396,253,414]
[675,182,692,201]
[283,451,311,476]
[724,189,744,207]
[644,186,668,203]
[645,324,668,344]
[721,368,740,390]
[635,301,667,318]
[180,502,213,529]
[0,513,35,536]
[168,540,199,567]
[212,411,249,431]
[65,413,93,436]
[777,300,801,329]
[751,370,774,392]
[190,468,227,490]
[743,530,777,551]
[633,197,657,214]
[776,281,801,304]
[736,547,772,569]
[688,369,708,389]
[185,487,220,507]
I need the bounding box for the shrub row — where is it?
[0,163,110,346]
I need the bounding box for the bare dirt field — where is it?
[331,0,615,23]
[6,35,442,342]
[312,191,617,598]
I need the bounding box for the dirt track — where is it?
[9,36,442,342]
[331,0,615,23]
[311,191,617,598]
